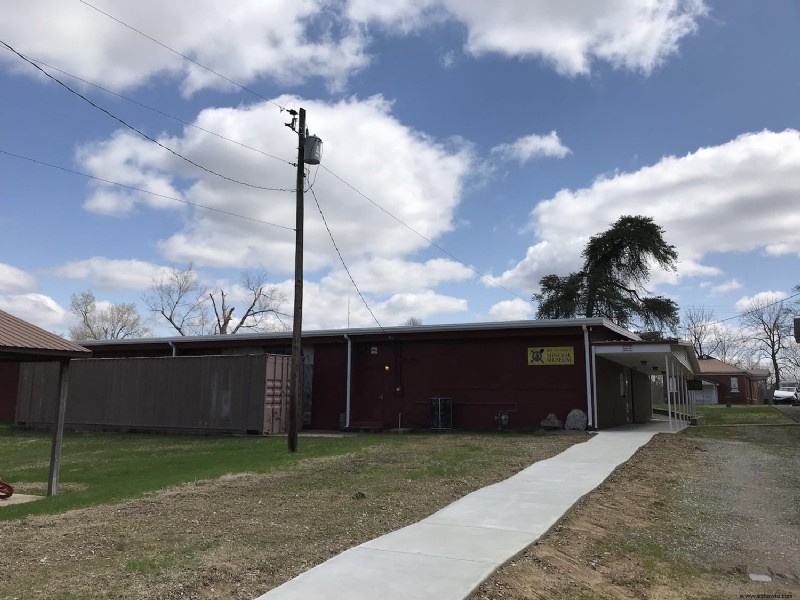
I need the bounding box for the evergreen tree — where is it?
[533,215,679,335]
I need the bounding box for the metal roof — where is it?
[79,317,640,348]
[0,309,90,360]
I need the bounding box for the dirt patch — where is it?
[0,433,585,599]
[471,426,800,600]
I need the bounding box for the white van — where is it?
[773,381,799,404]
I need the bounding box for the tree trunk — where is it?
[770,352,780,405]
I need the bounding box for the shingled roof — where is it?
[698,356,770,379]
[0,309,90,361]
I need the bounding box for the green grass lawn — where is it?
[0,424,411,521]
[0,425,571,524]
[653,403,794,426]
[693,404,795,426]
[1,428,586,599]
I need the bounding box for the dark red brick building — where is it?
[11,318,699,432]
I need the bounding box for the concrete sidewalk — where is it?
[255,421,675,600]
[0,493,43,507]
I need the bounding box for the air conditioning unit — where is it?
[430,397,453,429]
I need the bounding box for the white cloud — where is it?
[380,290,467,317]
[491,132,571,163]
[2,0,705,96]
[0,0,368,94]
[710,278,742,296]
[81,189,138,216]
[488,298,534,321]
[648,259,721,287]
[735,291,787,313]
[320,258,474,295]
[347,0,448,34]
[77,95,474,277]
[349,0,707,76]
[76,132,187,216]
[0,293,71,331]
[277,280,469,330]
[488,239,586,291]
[0,263,36,293]
[50,257,174,290]
[493,130,800,292]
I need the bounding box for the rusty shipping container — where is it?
[15,354,291,435]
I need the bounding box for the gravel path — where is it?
[775,404,800,423]
[672,429,800,582]
[471,425,800,599]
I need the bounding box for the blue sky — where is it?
[1,0,799,337]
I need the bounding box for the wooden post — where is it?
[47,360,70,496]
[289,108,306,453]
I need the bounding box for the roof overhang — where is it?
[0,309,91,362]
[0,347,91,362]
[592,341,699,375]
[81,318,640,350]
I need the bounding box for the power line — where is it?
[320,165,533,304]
[309,186,385,332]
[18,53,295,167]
[49,3,529,311]
[7,8,535,311]
[680,291,800,331]
[0,39,295,193]
[0,149,295,232]
[3,42,500,317]
[320,164,800,324]
[78,0,286,111]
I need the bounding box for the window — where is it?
[730,377,739,392]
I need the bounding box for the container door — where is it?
[263,355,291,434]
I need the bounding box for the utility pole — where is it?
[286,108,321,453]
[289,108,306,453]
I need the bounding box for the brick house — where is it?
[696,356,770,405]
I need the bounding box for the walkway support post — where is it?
[591,346,599,428]
[583,325,593,428]
[665,356,673,433]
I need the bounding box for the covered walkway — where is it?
[592,340,700,432]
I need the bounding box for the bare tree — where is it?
[712,325,751,367]
[145,266,288,335]
[209,271,288,334]
[739,296,794,390]
[143,265,209,336]
[779,344,800,383]
[681,305,763,369]
[784,285,800,382]
[682,305,720,358]
[401,316,423,326]
[69,290,149,340]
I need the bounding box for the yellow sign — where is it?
[528,346,574,365]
